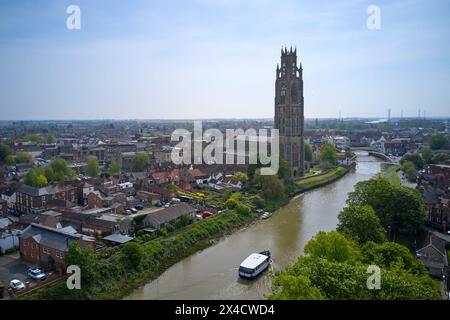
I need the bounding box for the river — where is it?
[125,152,382,300]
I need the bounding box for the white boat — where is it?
[238,251,271,280]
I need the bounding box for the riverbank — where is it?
[20,210,258,300]
[20,166,353,300]
[294,165,351,194]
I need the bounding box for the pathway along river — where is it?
[125,152,383,300]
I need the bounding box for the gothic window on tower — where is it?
[291,83,298,104]
[293,143,299,166]
[280,85,286,104]
[292,63,296,76]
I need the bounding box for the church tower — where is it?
[274,46,305,177]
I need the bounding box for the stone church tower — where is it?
[274,46,305,177]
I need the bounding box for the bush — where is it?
[252,195,266,209]
[237,204,251,215]
[224,198,239,209]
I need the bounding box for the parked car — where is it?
[164,203,171,208]
[260,212,272,220]
[135,204,144,210]
[28,267,47,281]
[124,209,132,215]
[9,279,25,291]
[130,207,138,213]
[201,211,213,218]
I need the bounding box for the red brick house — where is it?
[16,184,77,214]
[19,223,95,273]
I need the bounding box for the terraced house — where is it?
[16,184,77,214]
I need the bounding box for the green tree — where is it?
[0,144,12,163]
[361,241,426,274]
[108,161,121,174]
[36,174,48,187]
[400,154,424,170]
[402,161,418,182]
[270,232,441,300]
[86,156,100,178]
[430,133,449,150]
[5,155,16,165]
[347,175,426,234]
[252,195,266,209]
[256,174,285,200]
[132,152,149,172]
[48,157,72,181]
[431,153,450,164]
[46,134,56,144]
[420,147,434,164]
[24,169,38,187]
[304,231,360,263]
[269,274,324,300]
[232,171,248,183]
[337,205,385,244]
[64,242,99,284]
[304,142,313,162]
[270,254,440,300]
[15,151,32,163]
[318,143,337,169]
[121,242,145,269]
[45,166,55,182]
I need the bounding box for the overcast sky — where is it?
[0,0,449,120]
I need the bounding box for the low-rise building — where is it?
[19,223,95,273]
[142,203,196,229]
[416,234,448,279]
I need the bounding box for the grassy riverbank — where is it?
[20,210,257,300]
[294,166,349,193]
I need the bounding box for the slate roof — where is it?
[423,189,439,205]
[143,203,196,228]
[18,185,49,197]
[103,233,134,244]
[18,184,74,196]
[20,223,81,252]
[416,234,448,275]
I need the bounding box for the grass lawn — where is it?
[295,166,347,193]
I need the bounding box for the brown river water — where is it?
[125,152,382,300]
